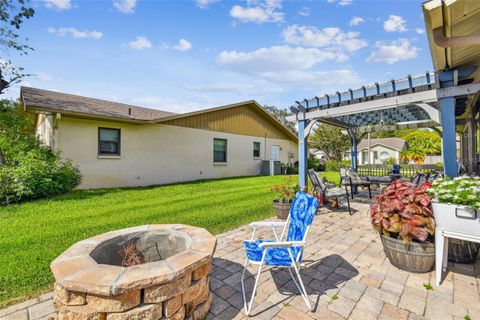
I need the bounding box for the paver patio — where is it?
[1,196,479,320]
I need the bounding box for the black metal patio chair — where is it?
[308,169,352,215]
[340,167,372,199]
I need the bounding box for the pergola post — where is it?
[348,130,358,171]
[298,119,308,189]
[439,96,457,177]
[438,70,458,178]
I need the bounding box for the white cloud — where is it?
[218,46,338,74]
[384,15,408,32]
[44,0,71,11]
[349,16,364,26]
[195,0,219,8]
[113,0,137,14]
[282,25,368,52]
[298,6,310,16]
[216,45,360,86]
[131,96,206,113]
[230,0,284,24]
[262,69,360,85]
[36,72,62,82]
[184,82,284,94]
[339,0,352,6]
[367,39,419,64]
[172,38,192,52]
[416,28,425,35]
[128,36,152,49]
[48,27,103,39]
[326,0,352,6]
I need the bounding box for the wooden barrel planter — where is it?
[448,239,480,264]
[272,201,291,220]
[380,235,435,273]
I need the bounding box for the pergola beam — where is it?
[415,103,440,124]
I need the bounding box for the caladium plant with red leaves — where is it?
[370,180,435,243]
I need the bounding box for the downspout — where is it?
[367,132,371,165]
[52,113,61,152]
[264,133,267,160]
[433,27,480,47]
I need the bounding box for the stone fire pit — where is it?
[51,224,216,320]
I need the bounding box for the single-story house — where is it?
[20,87,298,189]
[354,138,407,164]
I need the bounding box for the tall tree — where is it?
[0,0,35,94]
[309,123,350,161]
[0,0,35,165]
[263,105,296,133]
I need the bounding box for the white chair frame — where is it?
[240,216,313,316]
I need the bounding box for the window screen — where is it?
[253,142,260,158]
[214,138,227,162]
[99,128,121,156]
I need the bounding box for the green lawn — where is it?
[0,172,339,308]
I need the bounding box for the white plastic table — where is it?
[435,228,480,285]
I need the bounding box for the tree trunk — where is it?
[0,147,5,166]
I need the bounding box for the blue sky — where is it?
[4,0,432,113]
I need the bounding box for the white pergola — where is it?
[286,70,480,188]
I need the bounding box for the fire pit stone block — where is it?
[51,224,216,320]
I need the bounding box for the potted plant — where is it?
[428,176,480,263]
[271,176,299,220]
[370,180,435,273]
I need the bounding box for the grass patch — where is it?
[319,171,341,185]
[0,173,338,307]
[423,282,433,290]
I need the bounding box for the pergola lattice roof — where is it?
[288,72,439,130]
[286,71,480,133]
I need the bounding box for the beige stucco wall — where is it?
[54,117,298,189]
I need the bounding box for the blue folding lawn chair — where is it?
[241,191,319,315]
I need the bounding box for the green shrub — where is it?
[308,154,324,171]
[325,160,351,172]
[0,100,81,205]
[0,148,81,205]
[285,165,298,174]
[382,156,397,166]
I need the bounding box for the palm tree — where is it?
[400,148,426,164]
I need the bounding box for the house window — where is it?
[362,151,368,164]
[380,151,390,161]
[214,138,227,163]
[98,127,121,156]
[253,142,261,158]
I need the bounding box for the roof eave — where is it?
[24,105,147,124]
[423,0,448,71]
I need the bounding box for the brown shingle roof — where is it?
[357,138,406,151]
[21,87,176,121]
[20,87,297,141]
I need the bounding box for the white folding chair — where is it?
[241,191,319,315]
